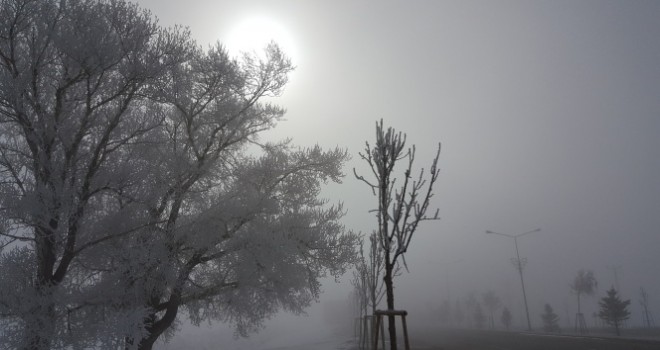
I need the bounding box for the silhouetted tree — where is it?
[474,303,486,329]
[501,307,512,330]
[598,287,631,336]
[570,269,597,333]
[482,290,501,329]
[541,304,561,333]
[355,120,441,350]
[639,287,655,328]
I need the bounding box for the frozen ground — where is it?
[160,309,356,350]
[161,327,355,350]
[257,334,355,350]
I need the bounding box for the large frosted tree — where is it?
[0,0,191,347]
[354,120,440,350]
[0,1,358,349]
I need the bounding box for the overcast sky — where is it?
[134,1,660,348]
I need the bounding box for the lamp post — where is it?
[486,228,540,331]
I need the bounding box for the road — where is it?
[395,329,660,350]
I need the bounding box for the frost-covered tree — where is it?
[113,38,358,350]
[0,0,191,348]
[352,231,385,317]
[0,1,358,349]
[598,287,630,336]
[354,120,440,350]
[351,231,385,349]
[541,303,560,333]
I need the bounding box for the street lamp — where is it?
[486,228,540,331]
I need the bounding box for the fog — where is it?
[131,1,660,348]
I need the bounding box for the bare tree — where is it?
[352,240,370,347]
[352,231,386,349]
[570,269,597,333]
[482,290,501,329]
[355,120,440,350]
[354,232,386,316]
[639,287,655,328]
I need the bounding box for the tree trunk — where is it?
[614,319,620,336]
[135,297,181,350]
[24,230,58,350]
[137,335,157,350]
[384,255,397,350]
[22,295,56,350]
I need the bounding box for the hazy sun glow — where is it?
[224,16,298,63]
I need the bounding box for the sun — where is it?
[224,15,298,64]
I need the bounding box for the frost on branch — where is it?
[354,119,441,350]
[1,0,192,348]
[0,0,358,349]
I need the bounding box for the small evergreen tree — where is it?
[541,304,561,333]
[598,287,631,336]
[501,307,513,330]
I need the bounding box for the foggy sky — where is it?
[134,0,660,348]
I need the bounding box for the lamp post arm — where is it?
[516,228,541,238]
[485,230,514,238]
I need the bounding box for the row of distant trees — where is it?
[429,269,649,336]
